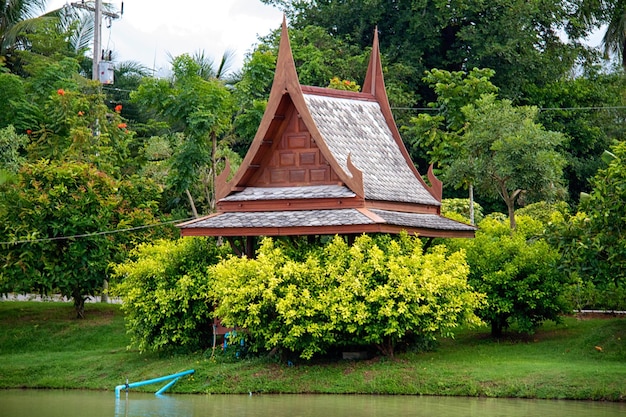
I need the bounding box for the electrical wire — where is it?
[390,105,626,112]
[0,217,195,246]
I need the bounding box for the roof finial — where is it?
[363,26,382,97]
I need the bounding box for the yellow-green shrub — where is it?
[211,233,483,359]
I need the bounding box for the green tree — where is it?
[402,68,499,220]
[527,70,626,204]
[265,0,592,101]
[0,0,47,60]
[0,160,162,318]
[131,54,235,216]
[188,49,237,81]
[555,141,626,304]
[211,234,483,359]
[450,210,571,337]
[575,0,626,69]
[15,74,133,175]
[1,2,92,75]
[448,94,566,229]
[0,125,27,173]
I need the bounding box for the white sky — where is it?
[46,0,284,77]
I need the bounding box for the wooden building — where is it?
[177,18,475,257]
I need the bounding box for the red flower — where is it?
[57,89,65,96]
[117,123,127,129]
[114,104,123,113]
[77,111,84,116]
[26,129,32,135]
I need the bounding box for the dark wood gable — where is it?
[177,17,475,254]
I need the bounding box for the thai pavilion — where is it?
[177,18,475,257]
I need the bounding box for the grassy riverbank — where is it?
[0,302,624,400]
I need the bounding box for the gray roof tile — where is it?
[185,209,374,229]
[370,209,476,231]
[221,185,355,202]
[182,208,475,233]
[304,94,440,206]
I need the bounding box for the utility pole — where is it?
[93,0,102,81]
[70,1,120,81]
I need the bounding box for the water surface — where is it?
[1,390,624,417]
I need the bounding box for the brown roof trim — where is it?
[180,224,475,239]
[218,196,365,212]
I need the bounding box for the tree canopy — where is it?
[447,94,567,229]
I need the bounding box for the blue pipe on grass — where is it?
[155,377,180,396]
[115,369,194,398]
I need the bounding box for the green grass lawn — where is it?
[0,302,624,400]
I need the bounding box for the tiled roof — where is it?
[370,209,476,231]
[182,208,474,232]
[304,93,440,206]
[183,209,374,229]
[221,185,355,202]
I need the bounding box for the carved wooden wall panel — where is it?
[251,110,341,187]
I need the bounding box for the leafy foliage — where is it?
[266,0,593,101]
[0,160,162,317]
[111,237,231,353]
[131,54,235,214]
[528,70,626,204]
[211,234,483,359]
[448,94,567,229]
[441,198,484,225]
[403,68,498,168]
[0,125,28,173]
[449,210,571,337]
[554,141,626,307]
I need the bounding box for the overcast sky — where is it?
[46,0,284,77]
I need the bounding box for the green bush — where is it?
[450,213,571,336]
[441,198,484,224]
[553,142,626,310]
[110,237,231,353]
[210,233,483,359]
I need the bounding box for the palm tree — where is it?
[602,0,626,68]
[167,49,237,82]
[0,0,49,58]
[577,0,626,69]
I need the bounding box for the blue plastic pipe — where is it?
[114,369,195,398]
[155,377,180,396]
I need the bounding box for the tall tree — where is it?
[0,0,47,60]
[402,68,499,222]
[447,94,566,229]
[556,142,626,296]
[527,69,626,204]
[131,54,235,216]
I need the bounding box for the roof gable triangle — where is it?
[218,17,363,199]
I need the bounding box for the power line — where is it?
[0,217,195,246]
[538,106,626,111]
[391,105,626,112]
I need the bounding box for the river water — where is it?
[1,390,625,417]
